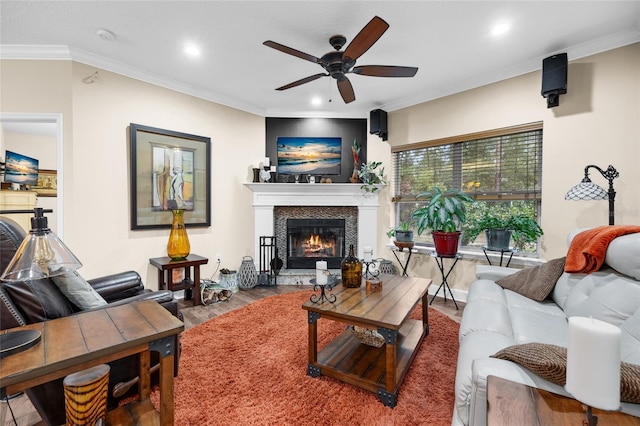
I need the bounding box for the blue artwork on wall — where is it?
[276,137,341,175]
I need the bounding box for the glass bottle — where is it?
[341,244,362,288]
[167,209,190,260]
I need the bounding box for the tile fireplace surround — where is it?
[245,183,381,275]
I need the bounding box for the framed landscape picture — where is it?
[276,137,341,175]
[130,123,211,230]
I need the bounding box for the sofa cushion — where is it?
[2,278,74,323]
[492,342,640,404]
[51,270,107,310]
[563,269,640,327]
[606,232,640,280]
[495,257,566,301]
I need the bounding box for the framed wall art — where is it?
[32,169,57,197]
[276,136,342,175]
[130,123,211,230]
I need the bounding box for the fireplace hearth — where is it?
[286,218,345,269]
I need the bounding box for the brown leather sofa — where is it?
[0,216,182,425]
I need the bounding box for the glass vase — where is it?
[341,244,362,288]
[167,209,190,260]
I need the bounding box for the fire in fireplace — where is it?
[286,218,345,269]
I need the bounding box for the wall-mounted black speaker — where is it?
[369,109,388,141]
[541,53,568,108]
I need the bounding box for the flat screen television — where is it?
[276,137,341,175]
[4,150,39,186]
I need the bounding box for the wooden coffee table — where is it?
[302,274,431,407]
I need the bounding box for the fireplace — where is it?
[245,183,381,272]
[286,218,345,269]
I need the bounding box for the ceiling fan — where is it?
[263,16,418,104]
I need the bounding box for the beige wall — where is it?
[1,42,638,296]
[2,60,264,287]
[380,43,640,295]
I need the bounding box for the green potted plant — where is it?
[411,187,474,256]
[465,213,543,251]
[357,161,386,193]
[386,220,414,244]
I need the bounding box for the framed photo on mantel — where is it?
[129,123,211,230]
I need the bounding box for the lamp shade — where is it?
[1,210,82,281]
[565,178,608,201]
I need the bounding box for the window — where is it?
[391,122,543,255]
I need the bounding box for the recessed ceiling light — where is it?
[491,22,510,37]
[311,97,322,106]
[184,43,201,58]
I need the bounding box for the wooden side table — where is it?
[487,375,640,425]
[0,300,184,426]
[149,254,209,306]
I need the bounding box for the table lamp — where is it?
[0,208,82,358]
[565,164,619,225]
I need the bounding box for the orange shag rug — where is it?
[156,290,459,425]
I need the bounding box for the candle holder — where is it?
[361,259,380,279]
[309,276,337,304]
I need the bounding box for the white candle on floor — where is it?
[316,261,327,285]
[565,316,621,410]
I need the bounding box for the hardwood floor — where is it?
[179,283,465,330]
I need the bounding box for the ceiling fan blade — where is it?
[263,40,320,64]
[352,65,418,77]
[276,73,327,91]
[337,76,355,104]
[343,16,389,62]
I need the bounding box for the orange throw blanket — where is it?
[565,225,640,273]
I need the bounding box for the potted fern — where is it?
[412,187,474,256]
[465,213,543,251]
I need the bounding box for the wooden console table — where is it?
[487,375,640,425]
[150,253,209,306]
[0,300,184,426]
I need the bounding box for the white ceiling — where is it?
[2,1,640,118]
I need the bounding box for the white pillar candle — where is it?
[363,246,373,262]
[264,157,270,167]
[565,316,621,410]
[316,261,327,285]
[270,165,276,172]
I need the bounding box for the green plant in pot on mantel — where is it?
[465,213,543,251]
[357,161,386,193]
[412,187,475,257]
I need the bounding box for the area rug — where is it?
[156,290,459,425]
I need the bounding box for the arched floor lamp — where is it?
[565,165,619,225]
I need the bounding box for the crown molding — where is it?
[2,26,639,117]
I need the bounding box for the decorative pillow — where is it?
[50,270,107,310]
[491,342,640,404]
[495,257,566,301]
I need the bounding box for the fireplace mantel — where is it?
[245,183,382,264]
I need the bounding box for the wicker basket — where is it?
[351,326,385,348]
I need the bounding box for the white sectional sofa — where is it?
[452,230,640,426]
